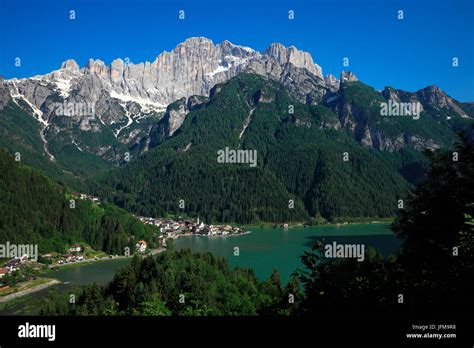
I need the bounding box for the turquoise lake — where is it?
[46,224,401,286]
[175,223,401,283]
[0,223,402,314]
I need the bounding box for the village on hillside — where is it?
[1,196,250,289]
[71,192,249,239]
[136,216,249,246]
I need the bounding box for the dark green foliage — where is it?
[0,149,157,254]
[40,251,292,316]
[93,74,413,223]
[335,81,473,187]
[0,101,85,189]
[28,132,474,317]
[296,130,474,313]
[339,81,468,144]
[392,130,474,304]
[1,265,39,287]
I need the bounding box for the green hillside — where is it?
[0,101,87,189]
[93,74,414,223]
[0,149,158,254]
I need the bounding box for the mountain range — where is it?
[1,37,473,222]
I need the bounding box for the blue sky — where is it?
[1,0,473,101]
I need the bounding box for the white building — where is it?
[136,240,147,253]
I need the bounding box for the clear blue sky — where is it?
[1,0,473,101]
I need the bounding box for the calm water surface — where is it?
[47,224,400,286]
[175,224,401,283]
[0,224,401,314]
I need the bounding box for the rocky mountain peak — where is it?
[110,58,125,79]
[2,37,348,159]
[423,85,442,93]
[173,36,214,54]
[84,59,108,76]
[381,86,401,102]
[416,85,457,111]
[417,85,447,102]
[220,39,257,58]
[324,74,337,83]
[60,59,80,71]
[264,43,323,79]
[8,37,332,114]
[324,74,340,91]
[340,71,358,82]
[181,36,213,45]
[264,43,287,61]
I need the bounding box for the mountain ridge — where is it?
[0,37,473,193]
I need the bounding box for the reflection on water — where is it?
[175,224,402,283]
[0,224,402,314]
[49,257,132,286]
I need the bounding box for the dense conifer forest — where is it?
[0,150,158,254]
[37,132,474,315]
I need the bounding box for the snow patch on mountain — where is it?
[207,65,229,78]
[115,102,134,137]
[9,81,45,122]
[239,107,255,140]
[110,91,166,114]
[54,78,73,98]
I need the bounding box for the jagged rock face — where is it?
[381,85,471,117]
[245,59,283,80]
[73,74,110,105]
[331,78,471,153]
[340,71,358,82]
[324,74,340,92]
[102,38,261,105]
[381,87,401,102]
[415,85,467,117]
[381,87,424,113]
[0,78,11,109]
[187,95,208,110]
[278,64,328,104]
[338,95,415,153]
[381,84,472,123]
[61,59,80,71]
[147,94,210,147]
[335,98,359,133]
[15,80,55,111]
[417,86,451,108]
[2,37,334,151]
[360,126,373,147]
[264,43,323,79]
[245,59,329,105]
[1,36,470,169]
[94,90,127,126]
[371,131,406,152]
[166,98,188,137]
[357,125,440,152]
[5,37,329,113]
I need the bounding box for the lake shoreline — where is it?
[242,219,394,230]
[44,248,165,273]
[0,224,400,314]
[176,224,400,284]
[177,231,252,239]
[0,279,61,303]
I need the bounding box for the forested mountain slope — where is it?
[0,150,157,253]
[93,74,423,223]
